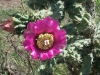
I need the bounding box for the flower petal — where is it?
[34,20,46,33]
[53,29,67,48]
[47,50,54,59]
[43,16,59,32]
[52,46,62,56]
[27,22,35,31]
[31,50,39,59]
[23,34,34,50]
[40,53,48,61]
[23,40,31,50]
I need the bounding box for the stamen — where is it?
[36,33,54,50]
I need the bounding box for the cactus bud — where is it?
[13,17,22,25]
[14,24,26,28]
[0,18,15,33]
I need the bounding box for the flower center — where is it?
[36,33,54,50]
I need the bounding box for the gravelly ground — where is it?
[0,0,21,10]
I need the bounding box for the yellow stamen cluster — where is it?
[36,33,54,50]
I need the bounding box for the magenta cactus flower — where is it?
[23,16,67,60]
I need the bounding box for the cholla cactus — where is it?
[1,0,100,75]
[24,0,98,74]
